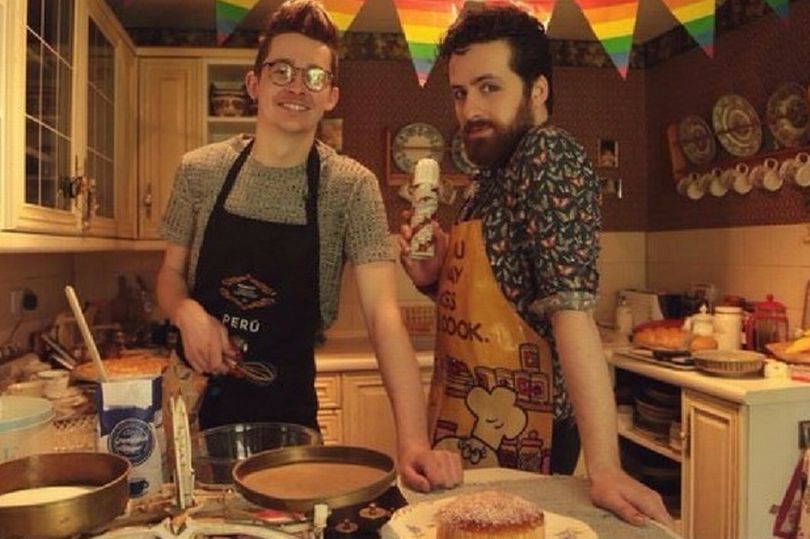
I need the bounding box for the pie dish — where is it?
[766,82,810,148]
[677,115,716,165]
[450,129,478,176]
[392,122,445,174]
[712,94,763,157]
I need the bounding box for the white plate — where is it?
[381,494,596,539]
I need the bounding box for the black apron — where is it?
[191,139,321,430]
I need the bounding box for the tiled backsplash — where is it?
[1,225,807,349]
[647,224,810,330]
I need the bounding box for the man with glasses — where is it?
[157,0,462,492]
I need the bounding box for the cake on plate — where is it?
[436,490,545,539]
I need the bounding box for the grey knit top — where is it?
[161,135,394,328]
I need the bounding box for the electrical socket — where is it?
[9,289,23,316]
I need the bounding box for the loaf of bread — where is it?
[633,327,689,350]
[689,335,718,352]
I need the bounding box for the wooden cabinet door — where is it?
[682,390,740,539]
[342,370,432,460]
[137,58,202,239]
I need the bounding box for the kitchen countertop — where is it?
[607,349,810,405]
[389,468,679,539]
[314,335,435,372]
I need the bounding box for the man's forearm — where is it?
[367,304,432,454]
[552,310,621,477]
[157,264,192,323]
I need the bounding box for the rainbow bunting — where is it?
[764,0,789,20]
[499,1,557,29]
[659,0,715,57]
[392,0,460,87]
[215,0,260,45]
[323,0,367,33]
[574,0,640,79]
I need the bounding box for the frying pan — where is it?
[232,445,396,513]
[0,452,130,539]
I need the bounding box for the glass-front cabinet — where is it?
[2,0,136,238]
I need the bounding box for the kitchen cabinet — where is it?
[137,57,202,239]
[2,0,136,238]
[135,49,254,239]
[609,352,810,539]
[314,363,433,460]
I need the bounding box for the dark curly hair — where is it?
[438,4,553,114]
[253,0,339,84]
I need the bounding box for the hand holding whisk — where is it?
[225,335,277,386]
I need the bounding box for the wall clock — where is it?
[391,122,445,174]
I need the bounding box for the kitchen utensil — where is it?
[192,421,322,488]
[713,94,763,157]
[233,445,396,513]
[41,333,77,370]
[64,286,109,382]
[0,452,130,539]
[224,357,278,385]
[692,349,765,377]
[745,294,790,353]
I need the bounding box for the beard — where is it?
[462,98,533,169]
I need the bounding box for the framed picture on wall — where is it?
[597,138,619,168]
[319,118,343,153]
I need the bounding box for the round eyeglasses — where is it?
[262,60,333,92]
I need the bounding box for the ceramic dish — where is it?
[713,94,763,157]
[381,495,596,539]
[692,349,765,377]
[766,82,810,148]
[450,130,478,176]
[678,115,716,165]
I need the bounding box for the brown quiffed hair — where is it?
[438,4,553,114]
[253,0,340,83]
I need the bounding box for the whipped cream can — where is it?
[409,158,440,259]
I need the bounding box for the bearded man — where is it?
[400,3,673,528]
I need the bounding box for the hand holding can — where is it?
[409,158,440,259]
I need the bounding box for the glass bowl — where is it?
[192,422,322,488]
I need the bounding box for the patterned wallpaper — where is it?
[646,0,810,231]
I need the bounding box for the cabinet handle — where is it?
[682,412,691,458]
[143,183,153,219]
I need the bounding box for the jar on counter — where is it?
[714,306,743,350]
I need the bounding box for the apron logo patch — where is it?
[220,274,277,310]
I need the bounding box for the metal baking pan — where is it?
[232,445,396,513]
[0,452,130,539]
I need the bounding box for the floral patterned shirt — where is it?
[459,125,602,420]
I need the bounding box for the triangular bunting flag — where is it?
[764,0,789,20]
[393,0,461,87]
[323,0,366,33]
[574,0,640,79]
[508,0,557,29]
[659,0,715,57]
[215,0,260,45]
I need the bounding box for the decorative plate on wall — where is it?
[677,115,716,165]
[392,122,445,174]
[766,82,810,148]
[450,129,478,176]
[712,94,762,157]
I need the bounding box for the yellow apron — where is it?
[428,220,555,473]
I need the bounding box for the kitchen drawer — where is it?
[315,373,341,409]
[317,409,343,445]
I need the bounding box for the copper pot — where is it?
[0,452,130,539]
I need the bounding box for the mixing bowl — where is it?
[192,422,322,488]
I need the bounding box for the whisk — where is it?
[226,335,277,386]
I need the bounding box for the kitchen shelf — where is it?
[617,413,682,463]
